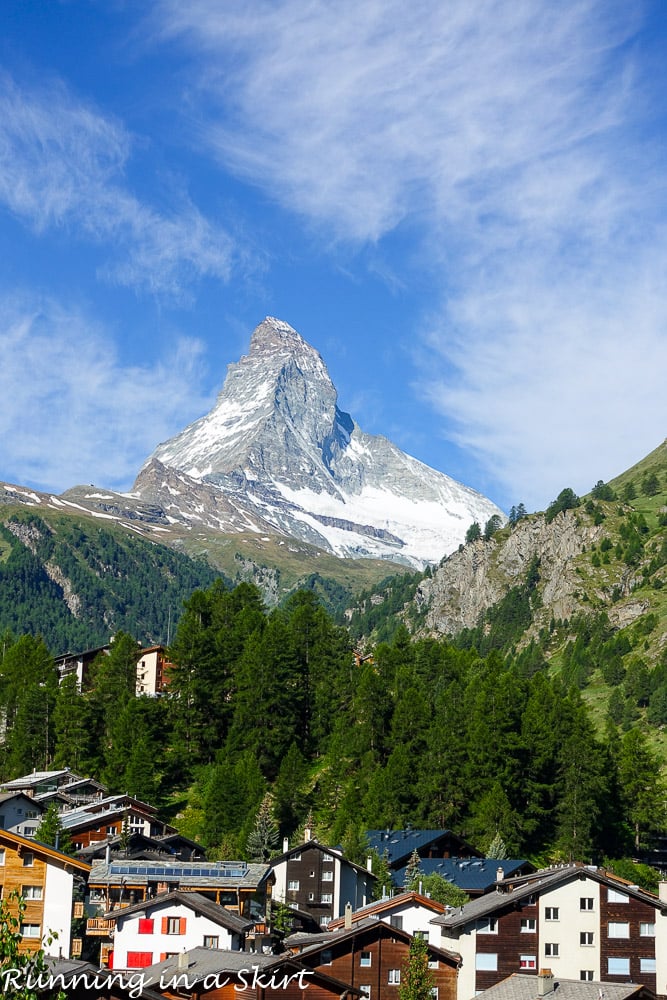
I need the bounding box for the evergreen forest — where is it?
[0,578,664,872]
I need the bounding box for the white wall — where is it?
[43,865,75,958]
[113,902,240,970]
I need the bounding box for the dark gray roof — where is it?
[432,863,667,931]
[271,839,377,880]
[393,857,531,893]
[106,890,254,932]
[367,828,482,867]
[43,956,166,1000]
[477,973,652,1000]
[89,858,271,889]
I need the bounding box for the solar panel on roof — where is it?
[108,862,248,878]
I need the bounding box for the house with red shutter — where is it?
[106,890,254,970]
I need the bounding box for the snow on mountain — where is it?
[135,317,504,568]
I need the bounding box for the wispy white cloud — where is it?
[0,294,214,492]
[0,74,234,297]
[153,0,667,508]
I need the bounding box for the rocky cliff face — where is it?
[134,317,504,568]
[415,509,608,636]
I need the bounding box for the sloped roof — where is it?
[0,828,91,873]
[327,890,446,929]
[89,857,271,889]
[291,914,461,967]
[367,828,483,867]
[393,857,533,893]
[271,839,377,880]
[432,863,667,931]
[477,973,653,1000]
[106,890,254,931]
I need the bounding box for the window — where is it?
[321,893,333,904]
[520,918,536,933]
[320,916,331,927]
[640,922,655,937]
[545,907,559,921]
[580,972,594,982]
[608,921,629,938]
[308,892,315,901]
[322,870,334,882]
[360,952,372,967]
[544,943,559,957]
[0,850,5,865]
[22,886,43,900]
[428,960,439,970]
[22,852,34,868]
[608,958,630,976]
[580,931,594,946]
[390,915,403,930]
[288,880,300,891]
[203,936,219,949]
[322,853,334,862]
[291,853,302,861]
[430,990,438,1000]
[138,918,154,935]
[414,931,428,941]
[478,918,497,934]
[20,924,41,939]
[608,888,629,904]
[127,952,153,969]
[23,827,36,837]
[580,897,594,911]
[388,970,401,985]
[640,958,656,974]
[520,956,536,970]
[162,917,186,935]
[475,954,497,972]
[309,871,316,878]
[322,950,333,966]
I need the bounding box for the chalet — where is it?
[143,948,363,1000]
[55,642,173,696]
[76,830,206,864]
[271,839,376,926]
[392,858,535,897]
[366,829,484,871]
[288,913,461,1000]
[86,858,274,967]
[54,645,110,689]
[58,794,176,850]
[327,890,447,935]
[430,863,667,1000]
[106,891,254,970]
[477,971,656,1000]
[0,792,45,838]
[0,829,91,958]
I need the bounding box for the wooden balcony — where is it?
[85,917,114,936]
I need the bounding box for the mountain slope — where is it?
[135,317,503,567]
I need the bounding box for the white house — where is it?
[108,890,255,970]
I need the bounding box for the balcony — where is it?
[86,917,114,936]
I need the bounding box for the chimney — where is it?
[305,827,312,842]
[496,867,504,884]
[659,881,667,903]
[105,843,111,865]
[344,902,352,929]
[177,951,189,970]
[283,837,289,853]
[367,856,373,873]
[537,970,554,997]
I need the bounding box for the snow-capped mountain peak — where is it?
[134,318,504,568]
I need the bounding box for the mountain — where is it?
[132,317,503,568]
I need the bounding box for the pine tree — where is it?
[370,849,394,900]
[246,793,280,862]
[486,832,509,859]
[399,935,435,1000]
[34,803,73,855]
[403,848,424,891]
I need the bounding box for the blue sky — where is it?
[2,1,667,513]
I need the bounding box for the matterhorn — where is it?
[130,318,503,568]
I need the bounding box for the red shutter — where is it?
[127,952,153,968]
[179,917,187,935]
[138,919,154,935]
[161,917,169,934]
